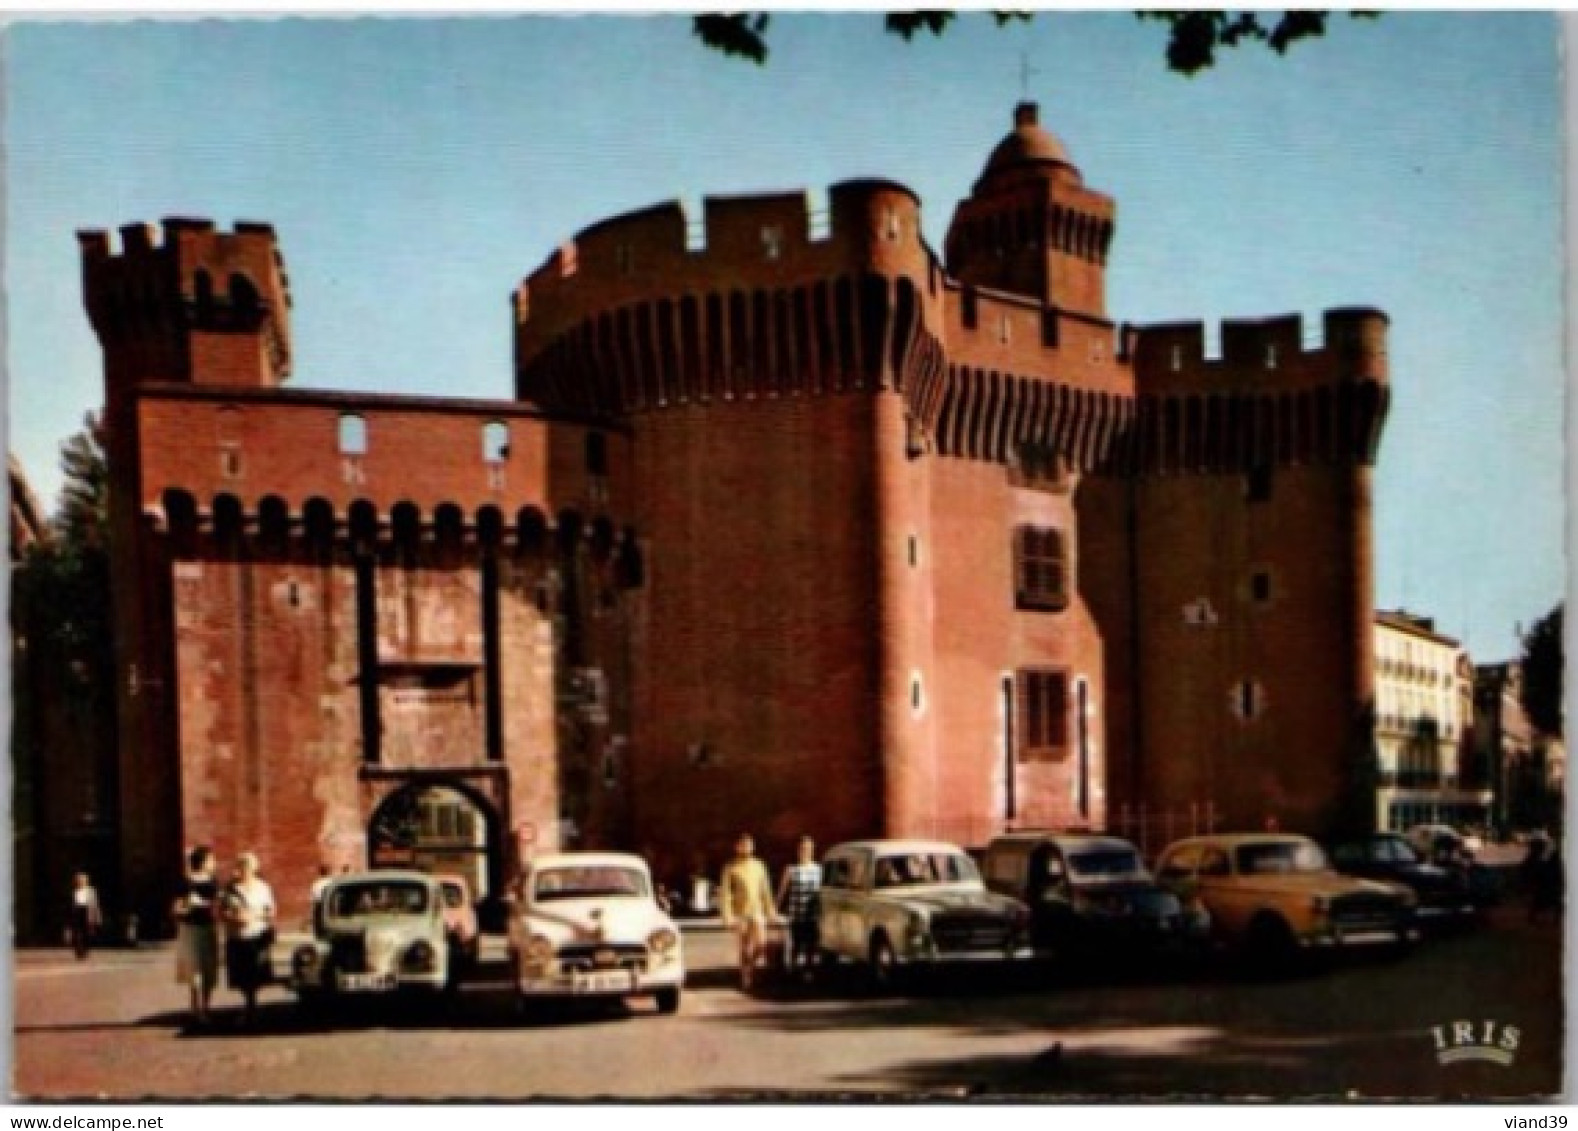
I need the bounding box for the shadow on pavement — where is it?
[697,911,1563,1100]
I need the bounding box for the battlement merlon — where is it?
[1131,308,1389,391]
[513,179,930,341]
[79,217,293,307]
[78,217,295,388]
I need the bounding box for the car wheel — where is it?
[1246,912,1297,977]
[868,932,900,992]
[654,987,681,1015]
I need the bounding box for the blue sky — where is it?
[4,12,1564,660]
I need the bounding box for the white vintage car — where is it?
[508,852,684,1014]
[818,839,1035,986]
[286,870,451,1002]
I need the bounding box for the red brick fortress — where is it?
[81,104,1388,928]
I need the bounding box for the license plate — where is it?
[575,970,632,994]
[341,972,397,992]
[1336,930,1395,946]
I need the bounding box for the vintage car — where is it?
[981,831,1210,960]
[436,873,481,968]
[1402,825,1504,906]
[508,851,684,1014]
[816,839,1034,986]
[1328,832,1479,925]
[1155,834,1420,969]
[1405,823,1485,860]
[286,869,452,1002]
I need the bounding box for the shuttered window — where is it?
[1014,525,1069,611]
[1017,668,1069,762]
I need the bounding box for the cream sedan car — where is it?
[287,870,452,1003]
[508,852,684,1015]
[817,839,1034,987]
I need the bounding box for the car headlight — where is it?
[525,934,555,963]
[648,927,679,955]
[403,940,437,972]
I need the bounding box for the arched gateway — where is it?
[367,782,500,903]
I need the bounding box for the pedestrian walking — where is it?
[67,872,102,960]
[777,836,822,980]
[719,833,777,990]
[174,846,221,1026]
[222,851,277,1025]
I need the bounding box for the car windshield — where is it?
[1379,838,1422,865]
[327,880,430,918]
[534,866,649,901]
[1235,842,1330,875]
[1067,848,1144,878]
[873,852,980,889]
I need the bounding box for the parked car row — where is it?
[278,854,685,1018]
[272,826,1486,1016]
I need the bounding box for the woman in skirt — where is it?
[173,846,220,1026]
[223,851,277,1025]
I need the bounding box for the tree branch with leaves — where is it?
[693,11,1378,74]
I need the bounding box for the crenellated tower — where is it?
[78,219,294,920]
[944,102,1116,318]
[512,180,947,870]
[1106,308,1391,835]
[80,218,293,397]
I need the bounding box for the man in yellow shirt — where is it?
[719,832,777,989]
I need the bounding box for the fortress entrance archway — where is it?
[367,782,499,902]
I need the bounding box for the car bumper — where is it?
[1299,924,1420,948]
[291,969,449,994]
[517,966,683,997]
[898,945,1038,966]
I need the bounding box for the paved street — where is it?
[12,895,1563,1102]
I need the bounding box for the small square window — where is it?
[761,226,783,261]
[1251,571,1273,603]
[1245,464,1273,503]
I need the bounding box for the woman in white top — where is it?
[222,851,276,1024]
